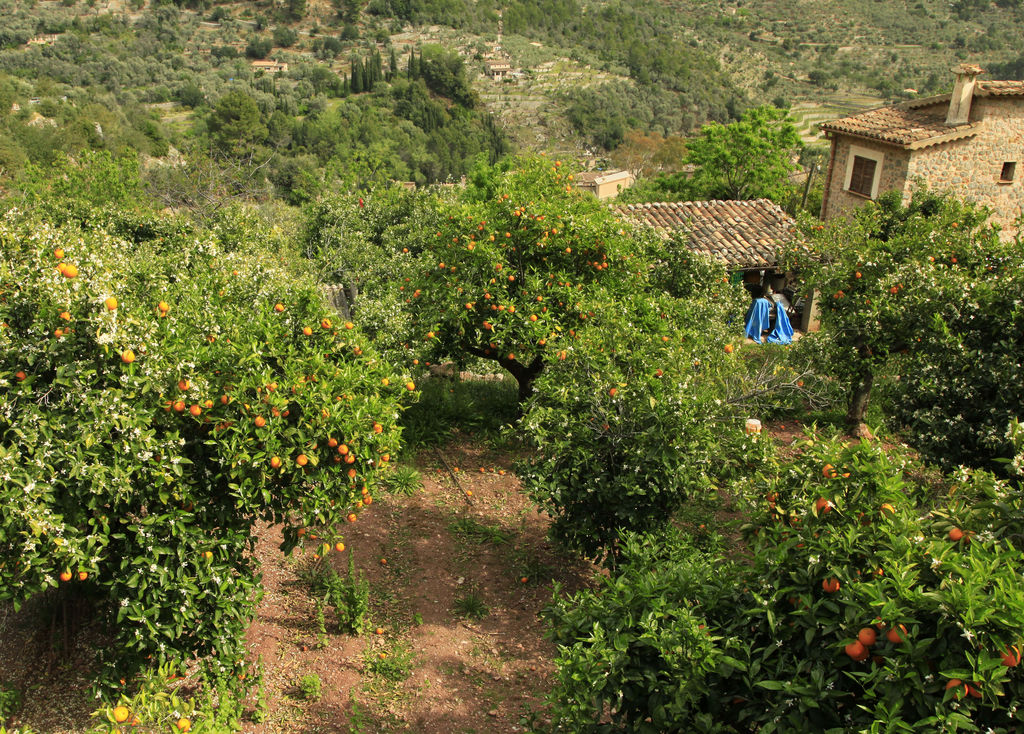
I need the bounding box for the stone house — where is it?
[484,60,513,80]
[575,169,635,199]
[820,65,1024,235]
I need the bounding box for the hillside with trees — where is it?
[1,0,1023,201]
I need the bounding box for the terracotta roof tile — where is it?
[821,80,1024,148]
[978,80,1024,96]
[614,200,797,268]
[819,103,977,146]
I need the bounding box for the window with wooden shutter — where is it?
[848,155,878,197]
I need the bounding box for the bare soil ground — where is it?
[245,435,593,733]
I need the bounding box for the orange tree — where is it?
[543,437,1024,731]
[518,277,749,562]
[880,237,1024,474]
[0,205,410,697]
[787,190,1011,438]
[395,155,677,402]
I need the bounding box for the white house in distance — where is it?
[819,64,1024,236]
[250,60,289,74]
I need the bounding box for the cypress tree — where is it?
[351,56,364,93]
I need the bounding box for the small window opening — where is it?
[848,155,877,197]
[1000,161,1016,183]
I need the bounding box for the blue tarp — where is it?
[744,298,794,345]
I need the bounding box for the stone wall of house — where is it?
[904,98,1024,235]
[821,137,911,220]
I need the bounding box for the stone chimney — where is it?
[946,63,983,126]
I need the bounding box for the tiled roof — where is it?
[819,103,978,147]
[820,80,1024,148]
[978,80,1024,96]
[614,200,797,268]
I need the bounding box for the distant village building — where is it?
[575,169,635,200]
[820,64,1024,236]
[484,60,513,80]
[27,34,60,46]
[250,60,289,74]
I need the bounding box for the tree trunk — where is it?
[492,354,544,405]
[846,369,874,439]
[464,344,545,406]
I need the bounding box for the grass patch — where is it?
[400,375,518,448]
[508,546,553,586]
[364,639,415,688]
[384,463,422,496]
[453,591,490,621]
[448,517,511,545]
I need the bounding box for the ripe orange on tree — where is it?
[822,577,841,593]
[844,640,868,661]
[270,456,282,469]
[274,303,285,312]
[949,527,964,542]
[177,718,192,732]
[254,416,266,428]
[857,628,877,647]
[113,706,130,723]
[886,624,908,643]
[296,454,308,467]
[59,570,72,582]
[121,350,135,364]
[104,297,118,311]
[1001,644,1021,667]
[945,678,967,698]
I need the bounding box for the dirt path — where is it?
[244,436,594,733]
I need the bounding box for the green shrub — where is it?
[0,683,21,726]
[518,287,745,563]
[89,663,242,733]
[297,673,322,701]
[543,437,1024,732]
[322,552,370,635]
